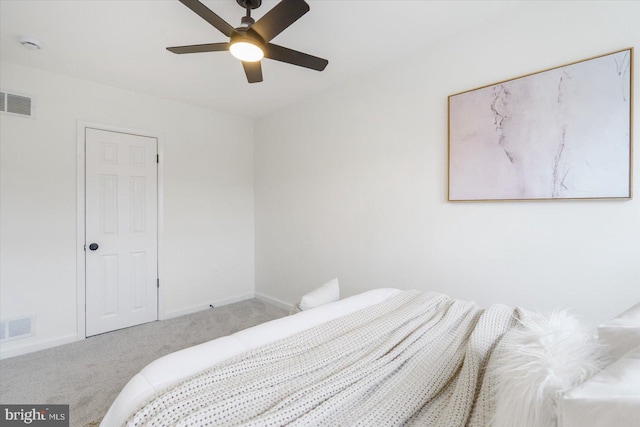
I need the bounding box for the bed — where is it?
[101,287,640,427]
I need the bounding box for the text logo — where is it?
[1,405,69,426]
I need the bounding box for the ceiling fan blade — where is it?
[251,0,309,43]
[178,0,236,38]
[167,42,230,54]
[242,61,263,83]
[264,43,328,71]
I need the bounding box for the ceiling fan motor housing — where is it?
[232,28,264,45]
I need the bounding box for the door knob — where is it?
[89,243,99,251]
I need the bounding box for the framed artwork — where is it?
[448,48,633,201]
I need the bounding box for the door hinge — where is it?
[156,154,159,163]
[157,278,160,288]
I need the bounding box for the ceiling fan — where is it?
[167,0,329,83]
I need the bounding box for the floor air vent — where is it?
[0,90,34,118]
[0,316,35,342]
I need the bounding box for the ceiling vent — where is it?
[0,90,35,118]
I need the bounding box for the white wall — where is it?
[0,62,255,358]
[254,1,640,326]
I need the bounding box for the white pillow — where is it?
[559,344,640,427]
[289,278,340,315]
[490,310,604,427]
[598,302,640,362]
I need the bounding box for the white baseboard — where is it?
[0,333,80,360]
[254,292,293,311]
[161,293,255,320]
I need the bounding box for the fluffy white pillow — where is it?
[289,278,340,315]
[490,310,604,427]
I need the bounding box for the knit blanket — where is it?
[126,291,521,426]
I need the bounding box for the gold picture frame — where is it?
[448,48,633,202]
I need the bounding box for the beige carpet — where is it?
[0,299,287,427]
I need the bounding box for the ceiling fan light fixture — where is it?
[230,41,264,62]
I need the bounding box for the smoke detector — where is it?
[19,36,42,50]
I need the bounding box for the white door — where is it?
[85,128,158,336]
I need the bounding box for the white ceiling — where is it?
[1,0,523,118]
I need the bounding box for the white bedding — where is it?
[101,288,401,426]
[125,290,519,426]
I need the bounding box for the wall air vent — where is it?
[0,316,35,342]
[0,90,35,118]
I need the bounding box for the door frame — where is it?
[76,121,165,340]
